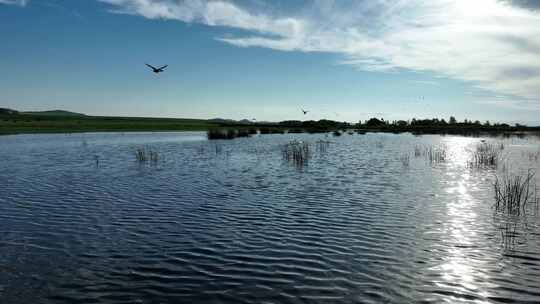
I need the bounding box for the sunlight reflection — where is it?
[436,136,492,302]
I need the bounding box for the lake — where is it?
[1,132,540,303]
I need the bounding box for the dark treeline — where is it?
[228,116,539,135]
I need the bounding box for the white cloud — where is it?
[0,0,28,6]
[100,0,540,106]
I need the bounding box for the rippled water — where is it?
[1,132,540,303]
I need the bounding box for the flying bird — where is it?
[302,109,309,115]
[145,63,168,74]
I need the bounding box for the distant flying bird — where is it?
[302,109,309,115]
[145,63,168,74]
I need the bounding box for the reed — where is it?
[282,140,311,167]
[426,146,447,163]
[316,140,331,153]
[236,129,250,138]
[207,129,252,140]
[400,153,410,167]
[494,170,536,216]
[288,129,304,134]
[414,145,447,163]
[135,147,159,163]
[469,143,502,168]
[259,128,272,134]
[414,145,422,157]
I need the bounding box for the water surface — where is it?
[1,132,540,303]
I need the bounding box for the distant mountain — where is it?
[0,108,19,115]
[23,110,86,117]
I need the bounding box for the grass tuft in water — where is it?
[135,147,159,164]
[316,140,331,153]
[400,153,410,167]
[282,140,311,167]
[413,145,447,163]
[469,142,503,168]
[207,129,253,140]
[494,170,536,216]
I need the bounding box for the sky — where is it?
[1,0,540,124]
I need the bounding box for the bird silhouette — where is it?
[301,109,309,115]
[145,64,168,74]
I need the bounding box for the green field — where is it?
[0,112,219,135]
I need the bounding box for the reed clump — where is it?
[316,140,331,153]
[494,170,536,216]
[469,143,503,168]
[236,129,250,138]
[135,147,159,163]
[207,129,253,140]
[400,153,410,167]
[333,130,342,137]
[282,140,311,167]
[288,129,304,134]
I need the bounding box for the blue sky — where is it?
[1,0,540,124]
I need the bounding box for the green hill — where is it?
[0,108,19,115]
[23,110,86,117]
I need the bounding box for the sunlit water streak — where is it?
[0,132,540,303]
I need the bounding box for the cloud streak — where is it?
[0,0,28,6]
[100,0,540,106]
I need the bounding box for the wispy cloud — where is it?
[100,0,540,106]
[0,0,28,6]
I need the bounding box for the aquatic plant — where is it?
[414,145,447,163]
[414,145,423,157]
[135,147,159,164]
[494,170,536,216]
[426,146,447,163]
[333,131,342,137]
[400,153,410,167]
[207,129,250,140]
[236,129,250,138]
[469,143,502,168]
[316,140,331,153]
[288,129,304,134]
[259,128,271,134]
[282,140,311,167]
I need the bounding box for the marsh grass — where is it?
[494,170,536,216]
[469,143,503,168]
[400,153,410,167]
[524,150,540,162]
[413,145,447,163]
[207,129,253,140]
[288,129,304,134]
[135,147,159,164]
[237,129,250,138]
[282,140,311,167]
[316,140,331,153]
[414,145,422,157]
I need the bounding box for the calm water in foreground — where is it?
[1,132,540,303]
